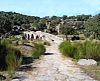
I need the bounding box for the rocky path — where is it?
[23,42,97,81]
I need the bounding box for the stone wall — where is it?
[23,31,45,40]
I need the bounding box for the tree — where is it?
[84,14,100,39]
[61,26,75,35]
[51,16,58,20]
[0,18,12,34]
[62,15,67,20]
[76,15,91,21]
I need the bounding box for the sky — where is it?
[0,0,100,17]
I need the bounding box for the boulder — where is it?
[77,59,97,66]
[11,79,21,81]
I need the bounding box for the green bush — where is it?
[0,39,22,70]
[0,39,12,70]
[6,47,22,78]
[0,38,12,47]
[59,40,100,61]
[74,40,100,60]
[59,41,77,57]
[32,43,46,59]
[43,41,50,46]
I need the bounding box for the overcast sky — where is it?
[0,0,100,17]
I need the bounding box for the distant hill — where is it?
[0,11,40,35]
[0,11,92,36]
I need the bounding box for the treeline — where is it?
[0,11,100,40]
[0,11,40,35]
[32,15,92,34]
[0,11,91,34]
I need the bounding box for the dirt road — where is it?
[23,42,97,81]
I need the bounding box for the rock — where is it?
[12,72,28,81]
[77,59,97,66]
[11,79,21,81]
[0,75,6,80]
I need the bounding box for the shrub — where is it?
[59,40,100,61]
[59,41,77,57]
[74,40,100,60]
[0,39,22,70]
[6,47,22,78]
[43,41,50,46]
[0,38,12,47]
[32,43,46,59]
[0,39,12,70]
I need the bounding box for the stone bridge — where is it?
[23,31,63,44]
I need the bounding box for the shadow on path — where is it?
[44,53,54,55]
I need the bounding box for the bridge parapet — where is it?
[23,31,63,44]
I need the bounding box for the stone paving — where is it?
[23,42,97,81]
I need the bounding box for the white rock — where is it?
[11,79,21,81]
[77,59,97,65]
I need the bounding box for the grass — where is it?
[74,40,100,60]
[59,40,100,81]
[59,40,100,61]
[0,38,22,80]
[6,47,22,78]
[79,65,100,81]
[43,41,51,46]
[0,38,46,81]
[32,43,46,59]
[59,41,77,57]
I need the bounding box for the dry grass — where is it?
[16,45,33,57]
[79,65,100,81]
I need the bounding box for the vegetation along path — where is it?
[23,41,97,81]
